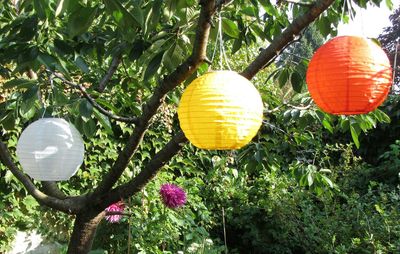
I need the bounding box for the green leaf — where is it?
[1,113,16,130]
[104,0,141,31]
[320,174,334,188]
[143,51,164,81]
[258,0,279,17]
[67,6,98,38]
[3,79,37,89]
[290,71,303,93]
[83,118,97,138]
[55,0,70,16]
[232,37,242,54]
[241,6,257,16]
[22,196,39,210]
[385,0,393,10]
[74,56,90,73]
[222,18,240,39]
[369,38,381,47]
[278,69,289,88]
[79,99,93,119]
[93,109,112,134]
[33,0,48,19]
[145,0,162,35]
[307,172,314,186]
[317,16,331,37]
[322,119,333,134]
[373,109,391,123]
[350,125,360,148]
[38,53,57,70]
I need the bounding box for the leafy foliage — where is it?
[0,0,399,253]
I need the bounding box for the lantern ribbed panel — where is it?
[306,36,392,115]
[177,71,263,150]
[16,118,84,181]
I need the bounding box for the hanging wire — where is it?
[392,40,399,84]
[392,40,399,93]
[219,12,231,70]
[210,10,231,70]
[340,0,347,23]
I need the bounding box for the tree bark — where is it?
[67,211,105,254]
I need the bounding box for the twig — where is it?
[91,0,216,200]
[0,141,86,213]
[49,71,139,124]
[241,0,335,79]
[98,54,121,93]
[101,131,187,207]
[281,0,314,7]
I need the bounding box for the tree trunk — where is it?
[67,210,105,254]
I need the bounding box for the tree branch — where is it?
[98,54,121,93]
[241,0,335,79]
[0,141,86,213]
[90,0,216,198]
[100,131,187,208]
[50,71,139,124]
[41,181,67,199]
[279,0,314,7]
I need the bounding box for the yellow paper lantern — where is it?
[177,71,263,150]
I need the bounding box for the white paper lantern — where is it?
[16,118,85,181]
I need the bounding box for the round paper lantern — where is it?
[306,36,392,115]
[16,118,84,181]
[177,71,263,150]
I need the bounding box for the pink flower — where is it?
[105,202,125,223]
[160,183,187,209]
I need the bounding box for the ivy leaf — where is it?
[222,18,240,39]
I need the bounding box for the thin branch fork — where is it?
[90,0,216,200]
[50,71,139,124]
[98,54,121,93]
[0,141,86,213]
[101,131,187,208]
[279,0,314,7]
[241,0,335,79]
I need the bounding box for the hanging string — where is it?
[340,0,347,23]
[210,10,231,70]
[219,12,231,70]
[346,0,355,21]
[392,40,399,87]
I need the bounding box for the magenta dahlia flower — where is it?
[160,183,187,209]
[105,201,125,223]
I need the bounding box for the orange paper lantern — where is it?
[306,36,392,115]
